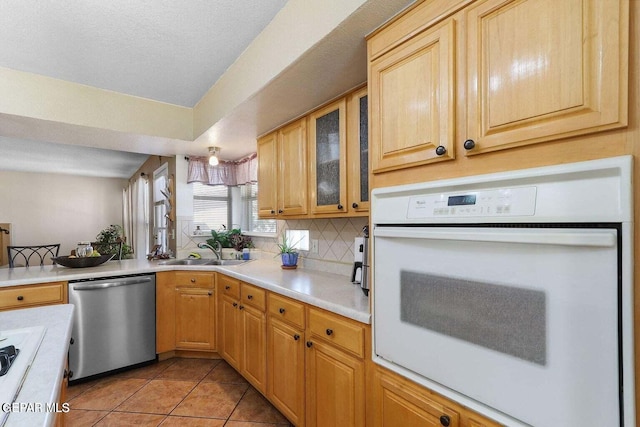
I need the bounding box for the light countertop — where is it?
[0,304,74,427]
[0,258,370,323]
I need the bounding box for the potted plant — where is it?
[276,234,299,269]
[207,227,252,259]
[94,224,132,259]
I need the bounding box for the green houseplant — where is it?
[94,224,132,259]
[276,234,299,269]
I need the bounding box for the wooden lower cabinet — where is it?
[175,286,215,350]
[267,317,305,425]
[219,293,241,368]
[241,303,267,392]
[305,338,366,427]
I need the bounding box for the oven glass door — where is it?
[373,226,620,427]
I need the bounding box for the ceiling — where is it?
[0,0,412,178]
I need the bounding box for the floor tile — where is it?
[156,358,221,382]
[64,409,109,426]
[66,380,99,401]
[160,416,226,426]
[115,358,177,380]
[94,411,166,426]
[171,381,248,419]
[117,379,198,414]
[202,360,248,384]
[69,378,149,411]
[229,387,290,424]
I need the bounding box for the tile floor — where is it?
[65,357,293,427]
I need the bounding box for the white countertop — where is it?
[0,304,74,427]
[0,258,370,323]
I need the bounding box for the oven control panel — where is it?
[407,186,537,219]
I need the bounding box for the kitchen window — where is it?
[192,182,276,235]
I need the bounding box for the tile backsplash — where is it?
[176,216,369,276]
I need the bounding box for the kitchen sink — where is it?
[160,258,251,266]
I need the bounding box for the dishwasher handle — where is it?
[71,276,153,291]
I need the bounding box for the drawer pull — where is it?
[440,415,451,426]
[326,328,333,336]
[232,302,238,307]
[239,305,244,310]
[247,295,253,300]
[190,278,196,283]
[279,307,285,314]
[208,291,213,296]
[306,341,313,348]
[294,334,300,341]
[16,296,24,301]
[225,285,230,290]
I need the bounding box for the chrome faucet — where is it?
[197,241,222,260]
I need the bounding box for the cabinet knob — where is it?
[306,341,313,348]
[63,369,68,379]
[278,209,283,214]
[294,334,300,341]
[239,305,244,310]
[463,139,476,150]
[232,302,238,307]
[247,295,253,300]
[337,204,344,210]
[440,415,451,427]
[16,295,23,301]
[279,307,286,314]
[435,145,447,156]
[326,328,333,336]
[70,337,75,345]
[190,278,196,283]
[225,285,230,290]
[68,371,74,379]
[352,202,358,209]
[208,291,213,296]
[270,210,275,214]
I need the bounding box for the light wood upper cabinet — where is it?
[369,18,456,173]
[463,0,629,155]
[257,130,278,217]
[279,118,309,216]
[347,87,370,213]
[309,98,348,215]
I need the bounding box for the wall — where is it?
[0,170,126,263]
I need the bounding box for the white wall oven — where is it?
[371,156,634,427]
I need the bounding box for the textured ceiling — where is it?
[0,0,287,107]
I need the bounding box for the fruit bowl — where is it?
[52,254,115,268]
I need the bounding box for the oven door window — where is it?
[373,226,619,427]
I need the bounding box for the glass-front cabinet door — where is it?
[348,87,369,213]
[309,98,347,215]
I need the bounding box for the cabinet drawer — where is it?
[308,308,365,358]
[241,283,266,311]
[218,274,240,299]
[175,272,213,288]
[268,293,305,329]
[0,282,65,310]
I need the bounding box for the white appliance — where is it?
[371,156,634,427]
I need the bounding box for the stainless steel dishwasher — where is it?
[68,273,156,382]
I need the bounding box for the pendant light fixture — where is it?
[208,146,220,166]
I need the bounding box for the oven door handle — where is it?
[373,227,616,247]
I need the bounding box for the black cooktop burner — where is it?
[0,345,20,377]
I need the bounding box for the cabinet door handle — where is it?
[463,139,476,150]
[435,145,447,156]
[294,334,300,341]
[190,278,196,283]
[63,369,68,379]
[208,291,212,296]
[239,305,244,310]
[225,285,230,290]
[247,295,253,300]
[440,415,451,426]
[279,307,285,314]
[270,210,275,214]
[326,328,333,336]
[352,202,358,209]
[337,204,344,210]
[306,341,313,348]
[16,296,24,301]
[232,302,238,307]
[278,209,284,214]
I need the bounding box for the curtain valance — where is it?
[187,153,257,186]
